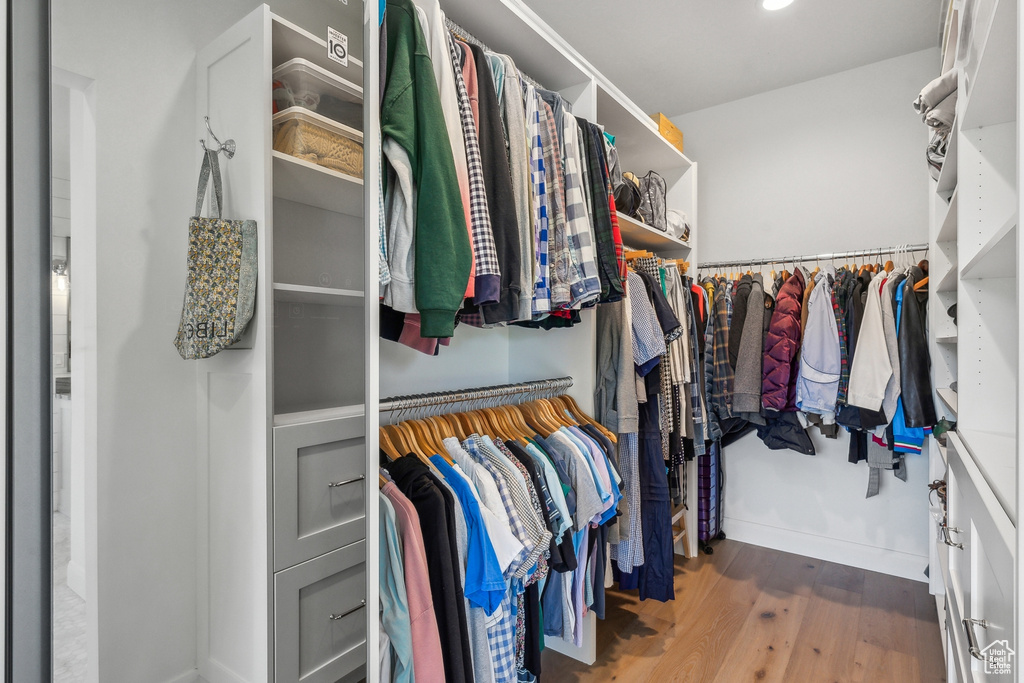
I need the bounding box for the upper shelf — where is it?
[273,283,364,306]
[597,84,693,178]
[272,151,363,217]
[616,212,691,254]
[960,0,1017,130]
[271,14,363,84]
[960,213,1016,280]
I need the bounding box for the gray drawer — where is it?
[274,540,367,683]
[274,414,366,571]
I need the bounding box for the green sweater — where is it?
[382,0,471,338]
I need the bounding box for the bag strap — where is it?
[194,149,223,219]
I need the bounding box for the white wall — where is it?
[673,48,938,581]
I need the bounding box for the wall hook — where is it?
[200,116,236,159]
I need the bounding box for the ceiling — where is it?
[518,0,944,116]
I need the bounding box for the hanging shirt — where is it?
[380,493,415,683]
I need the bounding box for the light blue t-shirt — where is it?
[430,455,506,616]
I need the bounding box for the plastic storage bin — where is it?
[272,57,362,130]
[273,107,364,179]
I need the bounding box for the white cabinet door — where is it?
[947,432,1015,682]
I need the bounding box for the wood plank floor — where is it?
[541,540,946,682]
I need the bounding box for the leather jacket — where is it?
[899,266,937,427]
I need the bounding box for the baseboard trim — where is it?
[162,670,200,683]
[66,559,86,599]
[722,517,929,583]
[200,658,249,683]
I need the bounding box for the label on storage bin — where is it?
[327,27,349,67]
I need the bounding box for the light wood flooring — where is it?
[541,539,946,682]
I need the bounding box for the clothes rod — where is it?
[444,17,546,90]
[380,377,574,416]
[698,243,930,271]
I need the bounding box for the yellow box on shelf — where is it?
[650,112,683,154]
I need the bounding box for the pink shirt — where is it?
[382,482,445,682]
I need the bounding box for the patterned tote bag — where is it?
[173,149,258,359]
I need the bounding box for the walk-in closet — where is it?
[2,0,1019,681]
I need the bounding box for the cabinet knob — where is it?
[329,600,366,622]
[328,474,365,489]
[962,618,988,660]
[941,525,963,550]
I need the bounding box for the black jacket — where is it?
[470,43,522,325]
[756,411,815,455]
[899,267,937,427]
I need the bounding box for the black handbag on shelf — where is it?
[614,173,644,220]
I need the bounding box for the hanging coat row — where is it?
[380,0,627,353]
[699,247,937,496]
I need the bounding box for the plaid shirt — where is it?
[486,589,516,683]
[609,432,645,572]
[560,114,602,307]
[525,86,550,316]
[463,437,532,576]
[579,119,624,303]
[446,35,500,302]
[377,132,390,289]
[714,278,735,422]
[538,100,575,309]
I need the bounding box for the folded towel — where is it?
[926,90,957,131]
[913,69,958,115]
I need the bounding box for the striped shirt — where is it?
[525,86,550,316]
[560,113,602,307]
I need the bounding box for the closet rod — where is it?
[699,243,930,270]
[443,16,547,90]
[380,376,574,416]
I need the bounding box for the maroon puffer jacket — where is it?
[761,269,805,412]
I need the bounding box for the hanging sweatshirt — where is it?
[733,274,765,417]
[411,0,475,298]
[383,0,471,337]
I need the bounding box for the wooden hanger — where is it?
[624,249,653,260]
[442,412,467,441]
[379,427,401,461]
[379,472,388,488]
[913,276,929,292]
[383,424,411,456]
[558,395,618,444]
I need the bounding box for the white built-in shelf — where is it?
[959,214,1016,280]
[937,188,958,242]
[960,0,1016,130]
[273,403,365,427]
[935,439,948,466]
[271,14,363,82]
[597,84,692,177]
[936,129,958,197]
[956,428,1017,524]
[273,282,364,306]
[273,151,364,217]
[937,387,958,417]
[936,334,958,345]
[616,212,691,253]
[936,265,958,293]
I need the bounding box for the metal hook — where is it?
[200,116,236,159]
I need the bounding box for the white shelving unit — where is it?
[616,211,692,255]
[194,6,375,683]
[927,0,1019,678]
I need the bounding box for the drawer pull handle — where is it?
[329,474,366,489]
[962,618,988,660]
[941,525,963,550]
[329,600,366,622]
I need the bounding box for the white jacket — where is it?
[847,271,892,411]
[796,271,841,422]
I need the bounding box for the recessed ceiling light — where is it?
[762,0,795,9]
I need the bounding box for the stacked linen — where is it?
[912,69,957,179]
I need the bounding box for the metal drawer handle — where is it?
[328,474,365,489]
[963,618,988,660]
[941,525,963,550]
[329,600,366,622]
